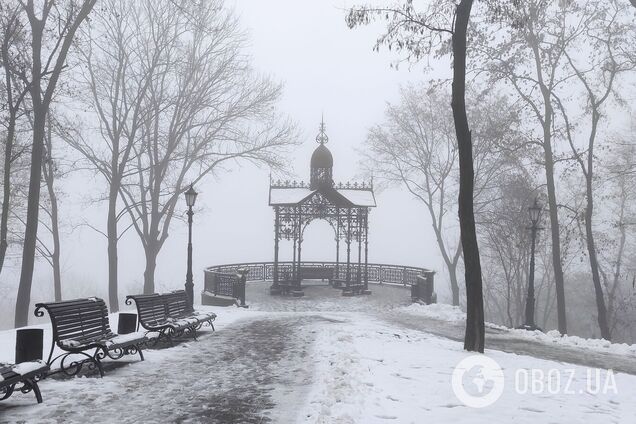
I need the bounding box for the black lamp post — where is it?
[184,184,198,312]
[523,197,542,330]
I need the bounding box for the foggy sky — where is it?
[0,1,453,327]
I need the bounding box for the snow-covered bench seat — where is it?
[125,290,216,346]
[1,360,49,403]
[34,298,147,377]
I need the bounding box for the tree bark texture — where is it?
[451,0,485,353]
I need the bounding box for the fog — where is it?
[0,0,453,328]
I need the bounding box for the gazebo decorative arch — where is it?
[268,119,376,296]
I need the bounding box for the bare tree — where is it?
[481,176,535,327]
[364,85,462,305]
[65,0,166,311]
[551,0,636,340]
[0,4,30,276]
[13,0,97,327]
[109,0,295,294]
[347,0,485,351]
[364,85,515,307]
[598,140,636,340]
[40,117,62,300]
[475,0,585,335]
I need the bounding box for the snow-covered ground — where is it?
[300,315,636,423]
[402,302,636,358]
[1,283,635,423]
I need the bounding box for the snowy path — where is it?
[1,313,322,423]
[2,282,635,423]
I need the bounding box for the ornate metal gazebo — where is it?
[269,119,376,296]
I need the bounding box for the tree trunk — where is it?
[14,0,96,327]
[143,241,158,294]
[448,264,460,306]
[107,184,119,311]
[15,111,46,327]
[0,116,16,275]
[43,120,62,302]
[583,113,610,340]
[50,191,62,302]
[525,21,568,335]
[451,0,484,353]
[585,199,611,340]
[543,147,567,334]
[607,195,627,330]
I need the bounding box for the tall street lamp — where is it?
[523,197,542,331]
[184,184,198,312]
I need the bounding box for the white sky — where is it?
[0,0,459,326]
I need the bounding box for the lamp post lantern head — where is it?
[528,198,542,225]
[185,184,198,208]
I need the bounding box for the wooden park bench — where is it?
[34,298,147,377]
[125,290,216,345]
[1,360,49,403]
[299,266,334,282]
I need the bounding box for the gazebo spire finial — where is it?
[316,114,329,145]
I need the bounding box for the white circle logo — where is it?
[452,355,505,408]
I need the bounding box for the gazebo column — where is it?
[293,206,304,296]
[292,235,297,281]
[335,210,340,282]
[271,207,281,295]
[346,211,352,283]
[297,236,303,287]
[297,206,302,287]
[357,210,362,286]
[364,211,371,294]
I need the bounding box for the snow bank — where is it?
[402,302,466,322]
[509,328,636,356]
[402,302,636,358]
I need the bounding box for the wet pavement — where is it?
[1,315,323,424]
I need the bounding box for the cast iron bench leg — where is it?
[92,353,105,378]
[27,379,43,404]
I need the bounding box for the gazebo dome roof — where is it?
[311,144,333,168]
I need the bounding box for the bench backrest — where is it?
[126,294,168,327]
[300,266,334,279]
[163,290,189,319]
[34,298,112,345]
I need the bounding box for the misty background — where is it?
[0,0,446,329]
[2,0,635,345]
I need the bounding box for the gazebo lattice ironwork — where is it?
[269,119,376,296]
